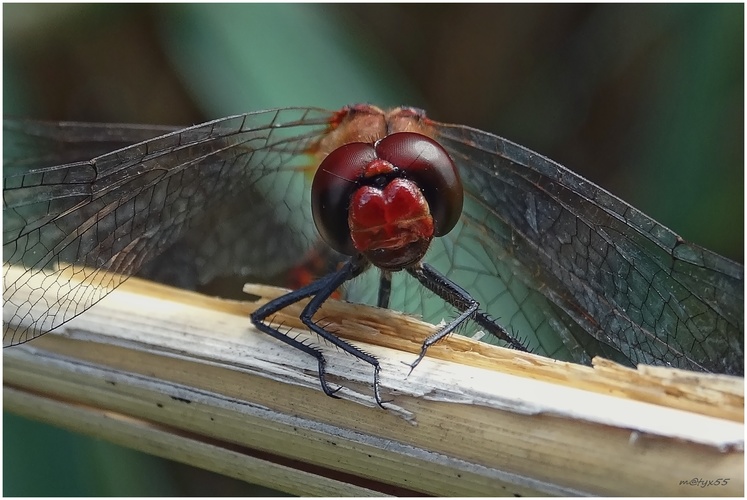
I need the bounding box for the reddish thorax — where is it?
[316,105,438,159]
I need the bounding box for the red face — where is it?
[311,131,464,271]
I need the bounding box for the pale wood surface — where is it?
[3,265,743,496]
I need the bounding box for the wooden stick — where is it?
[4,266,743,495]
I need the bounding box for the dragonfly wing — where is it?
[4,120,183,168]
[434,121,744,375]
[139,177,317,290]
[3,108,334,346]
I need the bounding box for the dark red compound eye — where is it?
[375,132,463,237]
[312,142,378,256]
[311,132,463,269]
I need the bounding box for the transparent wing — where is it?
[6,108,742,376]
[3,120,184,169]
[3,108,334,346]
[431,121,744,375]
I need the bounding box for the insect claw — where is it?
[398,360,414,378]
[375,396,393,409]
[372,368,391,409]
[328,384,344,398]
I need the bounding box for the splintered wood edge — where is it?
[242,283,744,423]
[3,266,744,496]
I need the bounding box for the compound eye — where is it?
[311,142,376,255]
[376,132,463,236]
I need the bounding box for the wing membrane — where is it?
[4,107,742,376]
[3,108,334,346]
[434,121,744,374]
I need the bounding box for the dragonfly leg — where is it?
[251,274,344,399]
[252,256,390,407]
[405,262,528,374]
[299,257,390,408]
[377,271,392,308]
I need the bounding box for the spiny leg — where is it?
[299,257,390,407]
[404,262,527,374]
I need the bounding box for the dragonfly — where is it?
[4,104,743,405]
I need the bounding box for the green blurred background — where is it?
[3,4,743,496]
